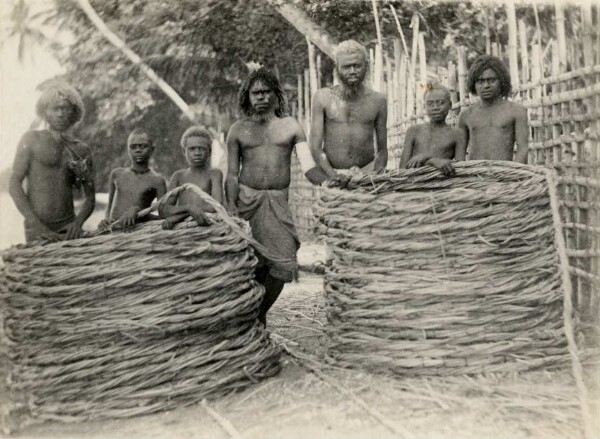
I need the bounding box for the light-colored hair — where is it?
[180,125,213,149]
[335,40,368,65]
[127,128,152,146]
[36,82,85,125]
[424,84,451,103]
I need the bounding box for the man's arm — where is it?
[67,150,95,239]
[400,126,417,168]
[373,94,388,173]
[225,125,241,214]
[454,129,467,161]
[210,169,224,205]
[514,105,529,164]
[309,90,338,179]
[458,110,470,158]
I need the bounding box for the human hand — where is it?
[117,207,139,233]
[406,154,430,168]
[162,217,176,230]
[226,203,238,217]
[64,222,84,240]
[189,206,210,227]
[39,227,63,242]
[427,158,455,177]
[330,173,351,189]
[97,219,112,232]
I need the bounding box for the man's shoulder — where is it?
[210,168,223,179]
[365,87,386,103]
[505,100,527,114]
[149,170,166,182]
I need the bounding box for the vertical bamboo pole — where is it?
[551,42,561,164]
[399,48,407,120]
[297,74,304,125]
[370,48,375,86]
[530,43,542,165]
[417,32,427,119]
[316,53,322,89]
[409,13,419,87]
[448,60,457,105]
[303,69,310,134]
[518,19,529,85]
[389,3,411,69]
[484,7,491,55]
[506,0,519,89]
[457,46,467,104]
[373,44,384,93]
[307,38,318,101]
[581,3,594,68]
[492,42,499,57]
[385,54,392,104]
[555,0,567,72]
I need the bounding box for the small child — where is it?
[401,84,466,176]
[98,128,166,232]
[160,126,224,229]
[9,83,95,242]
[458,55,528,163]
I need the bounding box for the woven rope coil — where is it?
[0,187,281,432]
[315,161,570,376]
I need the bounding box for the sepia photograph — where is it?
[0,0,598,437]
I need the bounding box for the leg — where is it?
[257,273,285,328]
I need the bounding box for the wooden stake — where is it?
[307,37,318,100]
[580,2,594,68]
[518,19,529,85]
[303,69,310,133]
[297,74,304,124]
[457,46,467,103]
[316,53,322,89]
[554,0,567,72]
[505,0,519,89]
[417,32,427,114]
[388,3,411,69]
[409,13,419,89]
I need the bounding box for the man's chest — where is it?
[416,128,455,150]
[325,97,377,123]
[468,108,514,130]
[238,123,294,149]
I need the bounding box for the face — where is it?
[249,80,274,114]
[184,136,211,168]
[128,133,153,165]
[336,52,367,86]
[45,98,74,132]
[475,68,501,100]
[425,89,451,122]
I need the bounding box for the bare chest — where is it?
[116,172,158,197]
[179,172,211,191]
[415,128,456,150]
[238,121,295,150]
[325,96,378,124]
[467,108,515,131]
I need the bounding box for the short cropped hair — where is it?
[424,84,451,102]
[180,125,213,149]
[335,40,368,65]
[127,128,152,146]
[238,67,288,118]
[467,55,512,98]
[36,82,85,125]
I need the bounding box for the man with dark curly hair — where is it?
[226,67,313,327]
[10,82,95,242]
[458,55,528,163]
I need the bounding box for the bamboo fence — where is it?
[288,2,599,321]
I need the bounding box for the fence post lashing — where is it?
[506,0,520,90]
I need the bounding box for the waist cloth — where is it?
[24,215,75,243]
[237,184,299,283]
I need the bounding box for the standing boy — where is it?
[98,128,166,232]
[159,125,224,229]
[400,84,466,176]
[226,67,305,327]
[458,55,529,163]
[9,83,95,242]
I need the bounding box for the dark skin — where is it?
[98,133,166,232]
[400,89,466,176]
[9,98,95,242]
[159,135,224,229]
[458,68,528,163]
[309,51,388,185]
[226,79,305,326]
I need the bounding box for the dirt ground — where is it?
[3,244,599,439]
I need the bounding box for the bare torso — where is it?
[231,117,301,190]
[109,168,165,220]
[461,100,521,161]
[410,124,461,159]
[320,85,386,169]
[22,130,87,225]
[170,168,215,207]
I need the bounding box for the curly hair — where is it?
[238,67,288,118]
[335,40,368,65]
[127,128,152,146]
[467,55,512,98]
[180,125,213,149]
[424,83,451,103]
[36,82,85,126]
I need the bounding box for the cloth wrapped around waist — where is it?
[237,184,299,282]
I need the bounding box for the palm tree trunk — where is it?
[268,0,337,60]
[74,0,197,123]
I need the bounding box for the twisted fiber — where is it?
[317,161,571,377]
[1,193,282,432]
